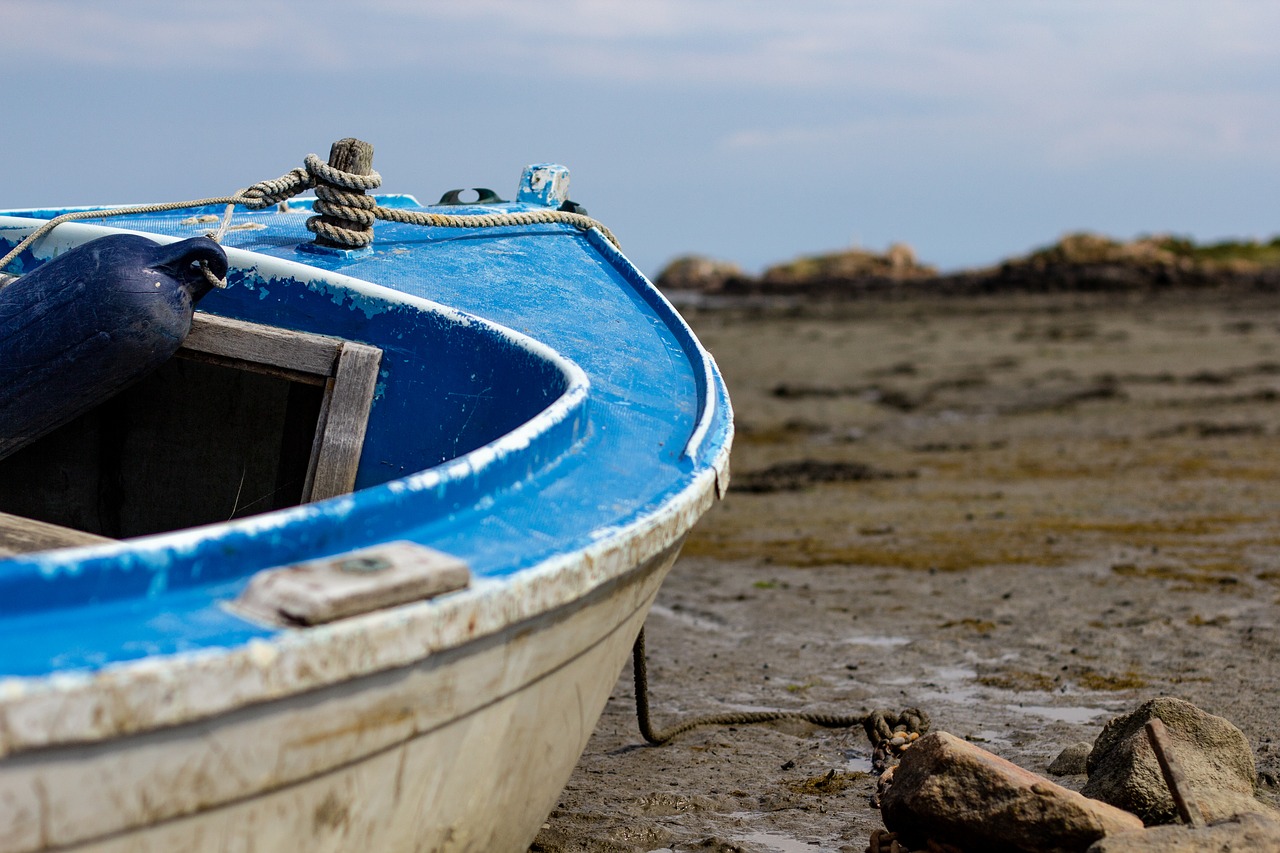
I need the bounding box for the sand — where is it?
[532,290,1280,852]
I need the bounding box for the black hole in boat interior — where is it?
[0,359,323,539]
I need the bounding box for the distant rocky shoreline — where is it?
[656,232,1280,298]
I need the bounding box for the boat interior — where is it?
[0,313,381,556]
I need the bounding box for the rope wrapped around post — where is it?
[0,139,621,286]
[306,140,382,249]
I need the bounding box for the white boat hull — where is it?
[1,546,679,853]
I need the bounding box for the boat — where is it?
[0,140,733,852]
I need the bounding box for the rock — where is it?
[1086,811,1280,852]
[1081,697,1269,825]
[657,233,1280,301]
[881,731,1143,852]
[653,256,748,293]
[1050,742,1093,776]
[760,244,936,291]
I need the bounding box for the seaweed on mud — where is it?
[785,769,860,796]
[730,459,916,494]
[977,670,1057,692]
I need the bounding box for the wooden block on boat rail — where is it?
[232,541,471,626]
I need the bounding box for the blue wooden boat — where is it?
[0,143,732,852]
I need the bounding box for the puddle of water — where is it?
[879,674,916,687]
[867,664,1116,745]
[647,602,739,635]
[846,634,912,647]
[909,666,982,705]
[845,753,874,774]
[1006,703,1113,724]
[737,831,822,852]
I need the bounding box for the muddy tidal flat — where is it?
[533,290,1280,852]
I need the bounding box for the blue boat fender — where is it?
[0,234,227,459]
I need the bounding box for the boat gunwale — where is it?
[580,227,724,464]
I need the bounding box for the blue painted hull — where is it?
[0,169,732,851]
[0,195,731,675]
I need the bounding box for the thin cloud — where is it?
[11,1,1280,102]
[6,3,309,67]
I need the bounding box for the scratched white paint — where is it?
[0,548,677,852]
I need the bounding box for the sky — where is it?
[5,1,1279,276]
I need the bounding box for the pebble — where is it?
[1049,741,1093,776]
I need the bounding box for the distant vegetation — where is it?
[1022,233,1280,269]
[1151,235,1280,266]
[657,232,1280,297]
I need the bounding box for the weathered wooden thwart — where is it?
[0,512,112,557]
[0,140,732,852]
[178,312,383,502]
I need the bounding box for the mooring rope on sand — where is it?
[631,626,930,762]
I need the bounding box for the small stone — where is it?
[881,731,1143,852]
[1086,811,1280,852]
[1050,742,1093,776]
[1082,697,1272,825]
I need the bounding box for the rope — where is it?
[0,152,621,285]
[374,205,620,250]
[0,197,247,291]
[631,627,929,759]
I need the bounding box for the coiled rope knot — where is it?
[239,167,311,211]
[866,707,929,773]
[303,151,383,249]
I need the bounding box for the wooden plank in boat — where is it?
[180,313,343,383]
[304,342,383,503]
[177,313,383,504]
[0,510,114,557]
